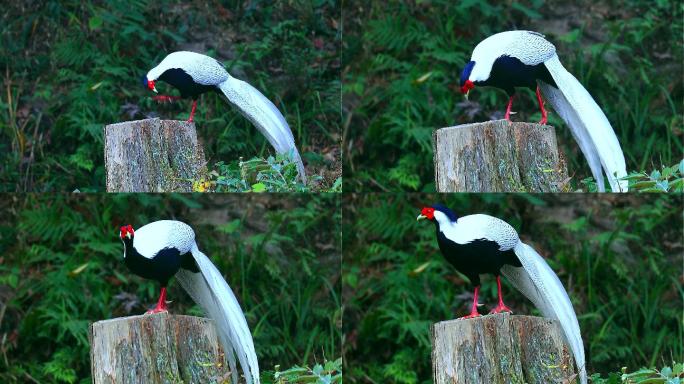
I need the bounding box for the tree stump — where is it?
[89,313,229,384]
[104,118,207,192]
[431,314,577,384]
[433,120,568,192]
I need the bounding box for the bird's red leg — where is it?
[536,86,548,125]
[146,287,169,314]
[187,100,198,123]
[504,95,515,121]
[459,286,482,319]
[152,95,181,103]
[489,276,513,314]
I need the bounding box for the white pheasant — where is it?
[145,51,306,182]
[120,220,260,384]
[459,31,627,192]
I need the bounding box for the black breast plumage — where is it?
[480,55,557,95]
[435,227,521,287]
[124,245,199,286]
[158,68,218,99]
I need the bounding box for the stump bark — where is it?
[431,314,577,384]
[104,118,207,192]
[433,120,568,192]
[89,313,229,384]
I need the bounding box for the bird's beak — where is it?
[464,90,469,100]
[125,232,132,239]
[417,214,427,221]
[152,85,158,93]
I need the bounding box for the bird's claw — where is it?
[145,307,168,315]
[459,311,482,320]
[489,305,513,314]
[152,95,181,103]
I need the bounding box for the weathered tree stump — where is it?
[431,314,577,384]
[104,118,207,192]
[89,313,229,384]
[433,120,568,192]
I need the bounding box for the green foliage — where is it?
[592,362,684,384]
[343,194,683,382]
[195,152,341,193]
[622,160,684,192]
[343,0,683,191]
[268,358,342,384]
[0,194,341,383]
[0,1,341,191]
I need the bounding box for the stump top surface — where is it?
[106,118,194,129]
[434,313,557,327]
[438,119,553,132]
[91,312,210,327]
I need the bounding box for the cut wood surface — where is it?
[433,120,568,192]
[431,313,577,384]
[89,313,229,384]
[104,118,207,192]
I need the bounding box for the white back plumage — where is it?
[438,213,586,383]
[468,31,628,192]
[133,220,260,384]
[147,51,306,183]
[133,220,195,259]
[436,213,519,251]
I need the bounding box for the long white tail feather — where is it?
[218,76,306,183]
[502,242,587,384]
[541,54,627,192]
[176,244,260,384]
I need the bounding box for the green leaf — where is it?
[88,16,103,30]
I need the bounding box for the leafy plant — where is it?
[592,362,684,384]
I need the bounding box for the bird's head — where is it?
[142,75,158,93]
[417,204,458,224]
[119,224,135,241]
[459,61,477,100]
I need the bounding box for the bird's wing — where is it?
[147,51,229,86]
[541,54,628,192]
[469,31,556,82]
[133,220,195,258]
[442,214,518,251]
[218,76,306,182]
[176,244,260,384]
[503,241,587,384]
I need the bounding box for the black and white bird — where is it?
[144,51,306,182]
[417,205,586,384]
[119,221,260,384]
[459,31,627,192]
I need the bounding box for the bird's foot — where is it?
[538,116,548,125]
[152,95,181,103]
[145,307,168,315]
[489,304,513,314]
[459,311,482,320]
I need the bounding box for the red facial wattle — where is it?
[147,80,156,91]
[460,79,474,94]
[421,207,435,220]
